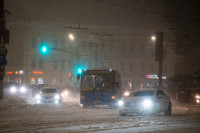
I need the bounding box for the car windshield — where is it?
[41,88,57,93]
[132,91,155,97]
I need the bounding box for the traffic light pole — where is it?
[155,31,164,89]
[0,0,5,99]
[0,0,8,99]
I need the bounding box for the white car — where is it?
[35,87,62,104]
[118,89,172,116]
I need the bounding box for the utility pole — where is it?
[155,31,164,89]
[95,45,98,68]
[0,0,9,99]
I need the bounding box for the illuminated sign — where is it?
[6,72,13,74]
[146,75,166,79]
[32,71,43,74]
[15,70,24,74]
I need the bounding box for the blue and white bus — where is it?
[78,69,121,108]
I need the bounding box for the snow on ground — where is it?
[0,93,200,133]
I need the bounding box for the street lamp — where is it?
[151,36,156,41]
[69,33,75,40]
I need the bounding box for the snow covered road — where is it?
[0,94,200,133]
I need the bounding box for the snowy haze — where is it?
[1,92,200,133]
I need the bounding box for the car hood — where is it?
[40,93,57,98]
[123,96,155,103]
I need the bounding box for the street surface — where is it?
[0,90,200,133]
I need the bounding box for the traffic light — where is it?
[76,66,85,80]
[39,43,50,55]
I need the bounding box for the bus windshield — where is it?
[81,74,115,92]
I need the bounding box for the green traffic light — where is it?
[39,43,50,55]
[76,66,84,75]
[42,46,47,52]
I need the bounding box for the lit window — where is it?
[38,78,44,84]
[31,78,36,85]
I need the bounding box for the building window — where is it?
[101,41,105,51]
[110,41,113,50]
[30,78,36,85]
[32,38,36,48]
[121,43,125,54]
[130,43,134,53]
[129,63,133,72]
[53,60,58,70]
[61,60,65,71]
[32,59,36,69]
[54,40,58,49]
[60,40,65,50]
[109,62,113,68]
[89,41,93,50]
[141,63,145,72]
[121,63,124,72]
[38,78,44,84]
[68,60,72,70]
[150,64,153,72]
[82,41,85,49]
[39,60,43,69]
[101,61,104,67]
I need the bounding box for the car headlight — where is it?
[118,100,124,107]
[10,86,17,93]
[196,99,200,103]
[142,99,153,109]
[196,95,200,99]
[124,91,130,97]
[54,94,60,100]
[35,94,41,99]
[20,86,26,93]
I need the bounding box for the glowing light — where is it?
[32,71,43,74]
[196,95,200,99]
[197,99,200,103]
[10,86,17,93]
[142,99,153,109]
[124,91,130,97]
[69,33,74,40]
[151,36,156,41]
[118,100,124,106]
[20,86,26,93]
[111,96,115,99]
[6,72,13,74]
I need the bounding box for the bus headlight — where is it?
[142,99,153,109]
[118,100,124,107]
[10,86,17,94]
